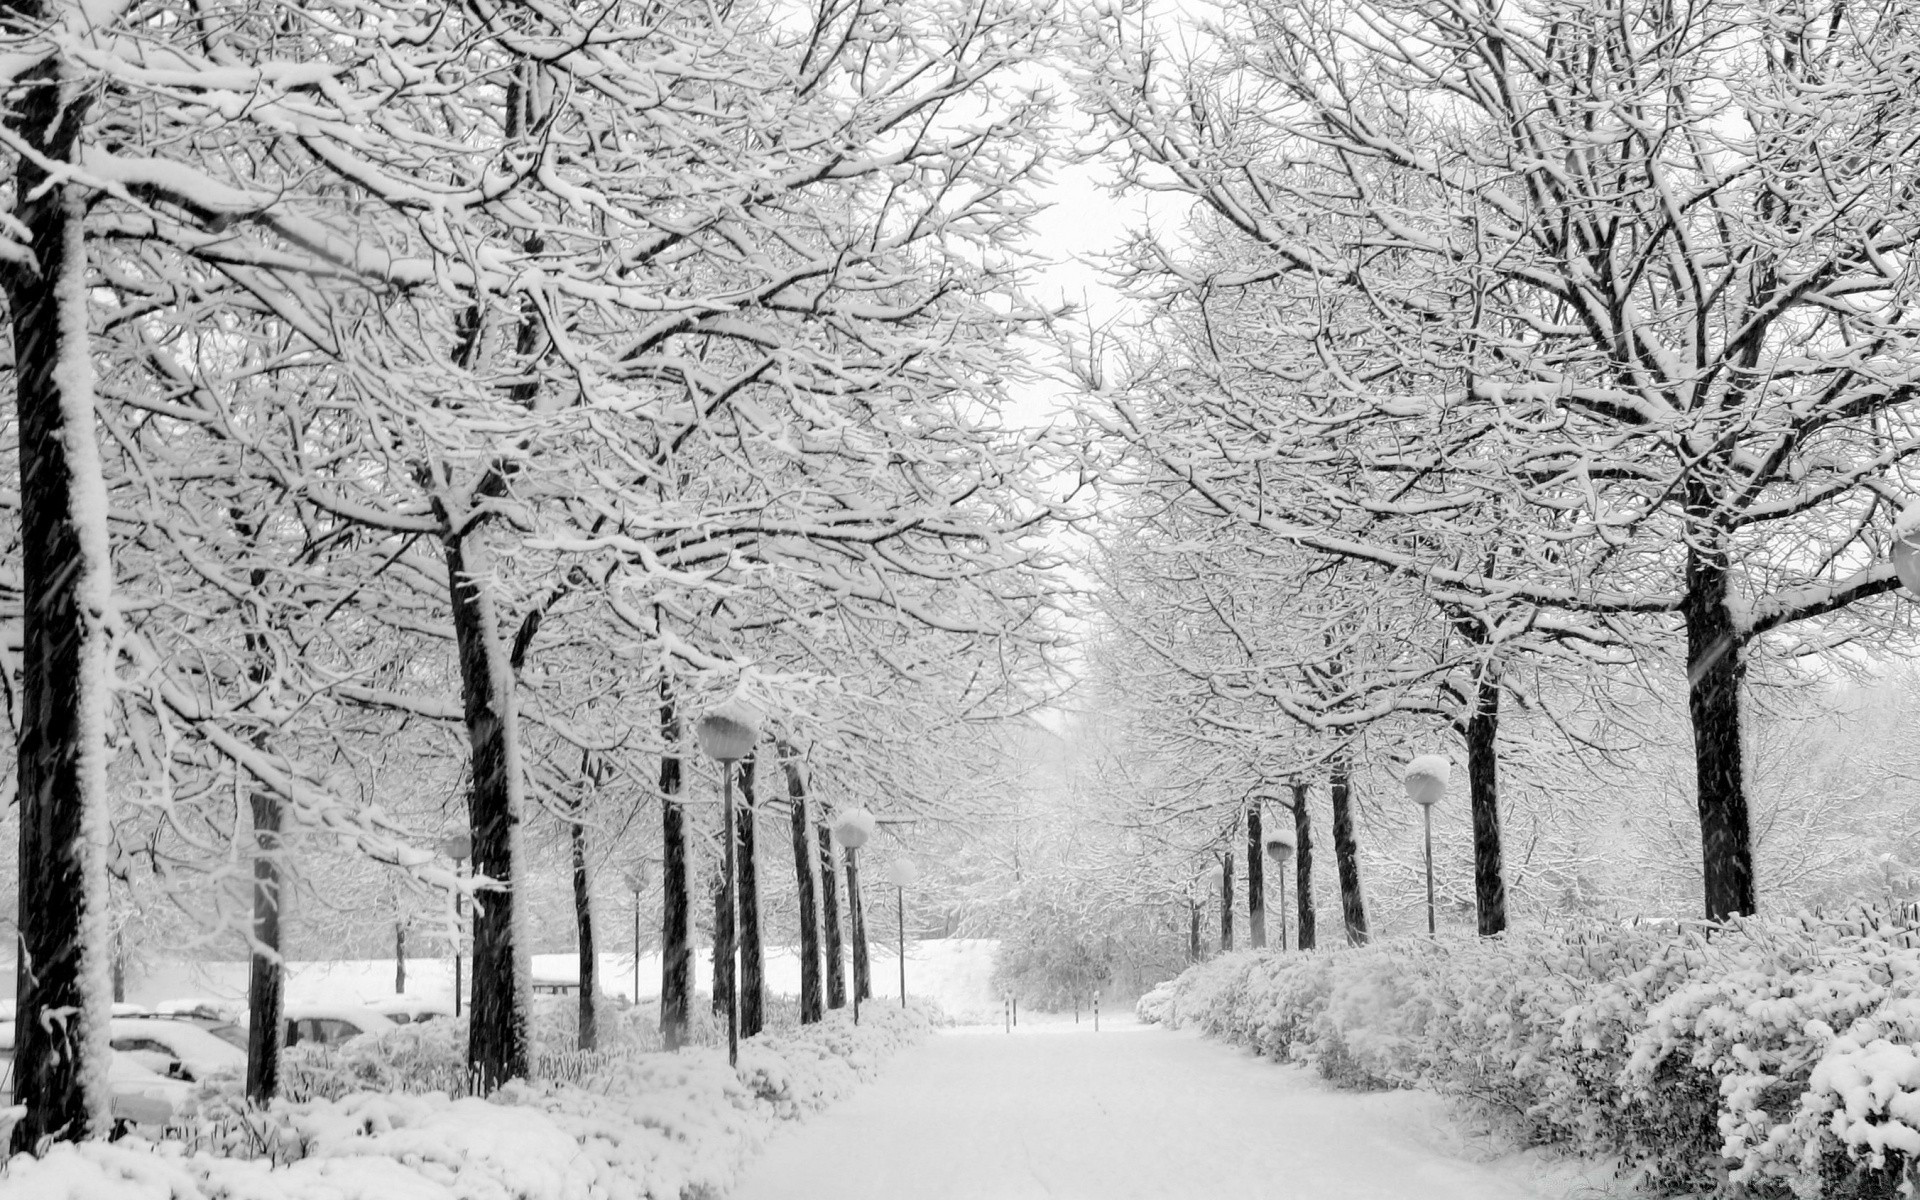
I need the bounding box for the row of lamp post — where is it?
[431,701,920,1056]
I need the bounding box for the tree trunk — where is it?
[1330,761,1369,946]
[710,860,733,1019]
[395,921,406,995]
[6,43,113,1146]
[1219,848,1235,953]
[782,747,822,1023]
[571,800,596,1051]
[1466,666,1508,935]
[737,763,764,1039]
[442,523,531,1094]
[1188,898,1201,963]
[848,849,871,1003]
[111,932,125,1005]
[1685,540,1756,921]
[1246,802,1267,949]
[245,791,284,1105]
[819,823,846,1010]
[1291,784,1316,951]
[659,680,692,1049]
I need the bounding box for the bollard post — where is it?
[1094,990,1100,1032]
[1012,996,1018,1027]
[1004,994,1010,1034]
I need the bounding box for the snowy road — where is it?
[731,1016,1615,1200]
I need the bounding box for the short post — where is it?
[1004,994,1011,1034]
[1093,990,1100,1031]
[831,808,877,1026]
[696,702,763,1069]
[439,834,471,1018]
[1012,995,1018,1027]
[1404,756,1450,938]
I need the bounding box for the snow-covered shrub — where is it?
[1145,909,1920,1199]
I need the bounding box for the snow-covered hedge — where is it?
[1138,910,1920,1198]
[0,1002,931,1200]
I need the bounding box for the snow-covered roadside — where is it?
[1,1004,930,1200]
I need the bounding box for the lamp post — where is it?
[696,702,761,1068]
[438,833,471,1017]
[1404,755,1449,936]
[623,864,648,1006]
[884,858,920,1008]
[830,808,876,1024]
[1263,828,1296,950]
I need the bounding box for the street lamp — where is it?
[438,832,471,1017]
[1263,828,1296,951]
[696,701,761,1068]
[623,863,648,1008]
[1403,755,1449,936]
[830,808,875,1025]
[883,858,920,1008]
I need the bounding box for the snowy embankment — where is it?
[1138,909,1920,1199]
[121,938,1005,1023]
[2,1003,931,1200]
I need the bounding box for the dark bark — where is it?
[659,681,692,1049]
[7,41,110,1147]
[1188,899,1201,963]
[1330,761,1369,946]
[1686,535,1756,921]
[570,800,596,1051]
[1291,784,1316,951]
[1246,802,1267,949]
[847,850,871,1003]
[1466,666,1508,935]
[819,823,846,1009]
[111,937,125,1006]
[1219,847,1235,953]
[782,748,822,1023]
[395,922,406,994]
[443,528,529,1094]
[710,859,733,1019]
[246,791,284,1105]
[737,763,764,1039]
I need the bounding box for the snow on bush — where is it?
[0,1002,931,1200]
[1138,908,1920,1198]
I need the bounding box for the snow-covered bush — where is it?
[1144,909,1920,1199]
[0,1003,933,1200]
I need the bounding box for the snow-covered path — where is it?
[732,1016,1613,1200]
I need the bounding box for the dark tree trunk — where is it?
[442,527,530,1094]
[571,801,596,1051]
[819,823,847,1010]
[1188,899,1201,963]
[1291,784,1316,951]
[1685,536,1756,921]
[395,922,406,994]
[111,936,125,1006]
[848,850,871,1003]
[245,791,284,1105]
[1330,761,1369,946]
[1466,667,1508,935]
[1246,802,1267,949]
[659,681,692,1049]
[782,748,822,1023]
[6,44,112,1146]
[710,860,733,1019]
[1219,848,1234,953]
[737,763,764,1039]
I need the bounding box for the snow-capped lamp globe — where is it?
[696,700,761,1070]
[695,700,761,763]
[830,808,876,850]
[1403,755,1450,937]
[884,858,920,888]
[1893,500,1920,598]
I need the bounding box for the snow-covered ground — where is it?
[118,937,1006,1023]
[732,1018,1636,1200]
